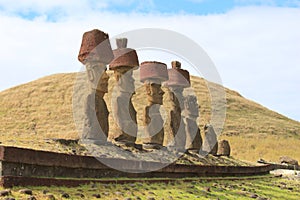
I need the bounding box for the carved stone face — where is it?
[169,86,184,107]
[146,82,165,105]
[97,70,109,93]
[185,95,199,117]
[114,67,135,93]
[85,62,109,93]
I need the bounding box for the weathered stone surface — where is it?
[217,140,231,156]
[184,95,202,151]
[280,156,298,166]
[163,87,186,150]
[78,29,113,64]
[163,62,190,150]
[142,103,165,146]
[140,61,168,83]
[202,124,218,155]
[109,39,139,144]
[83,63,109,92]
[140,61,168,148]
[163,89,181,146]
[109,38,139,70]
[111,91,137,143]
[77,29,113,144]
[82,90,109,143]
[165,61,190,88]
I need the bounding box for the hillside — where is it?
[0,72,299,162]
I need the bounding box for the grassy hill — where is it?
[0,72,299,163]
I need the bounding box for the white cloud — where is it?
[0,6,299,121]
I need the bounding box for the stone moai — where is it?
[164,61,190,151]
[78,29,114,144]
[140,61,169,150]
[109,38,139,145]
[202,124,218,155]
[184,95,202,153]
[217,140,231,157]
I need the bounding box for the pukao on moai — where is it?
[109,38,139,145]
[202,124,218,155]
[140,61,169,150]
[184,95,202,153]
[164,61,190,151]
[78,29,114,144]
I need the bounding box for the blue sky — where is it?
[1,0,300,20]
[0,0,299,121]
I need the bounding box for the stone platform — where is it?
[0,145,274,187]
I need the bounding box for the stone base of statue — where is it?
[82,90,109,144]
[185,117,202,151]
[202,124,218,156]
[111,92,137,145]
[142,104,164,149]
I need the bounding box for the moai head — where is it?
[85,62,109,92]
[109,38,139,94]
[113,67,135,93]
[165,61,191,106]
[78,29,114,93]
[166,61,190,88]
[140,61,169,105]
[145,82,165,105]
[78,29,114,64]
[185,95,199,118]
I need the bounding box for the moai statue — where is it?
[202,124,218,155]
[217,140,231,157]
[164,61,190,151]
[140,61,169,150]
[184,95,202,153]
[78,29,114,144]
[109,38,139,145]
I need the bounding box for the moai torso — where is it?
[78,29,113,144]
[143,82,165,146]
[109,38,139,145]
[202,124,218,155]
[140,61,169,149]
[184,95,202,152]
[164,88,180,147]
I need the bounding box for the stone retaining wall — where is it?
[0,146,275,187]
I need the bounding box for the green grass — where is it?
[1,177,299,200]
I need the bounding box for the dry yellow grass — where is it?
[0,72,299,162]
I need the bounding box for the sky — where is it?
[0,0,299,121]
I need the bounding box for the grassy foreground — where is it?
[1,176,299,200]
